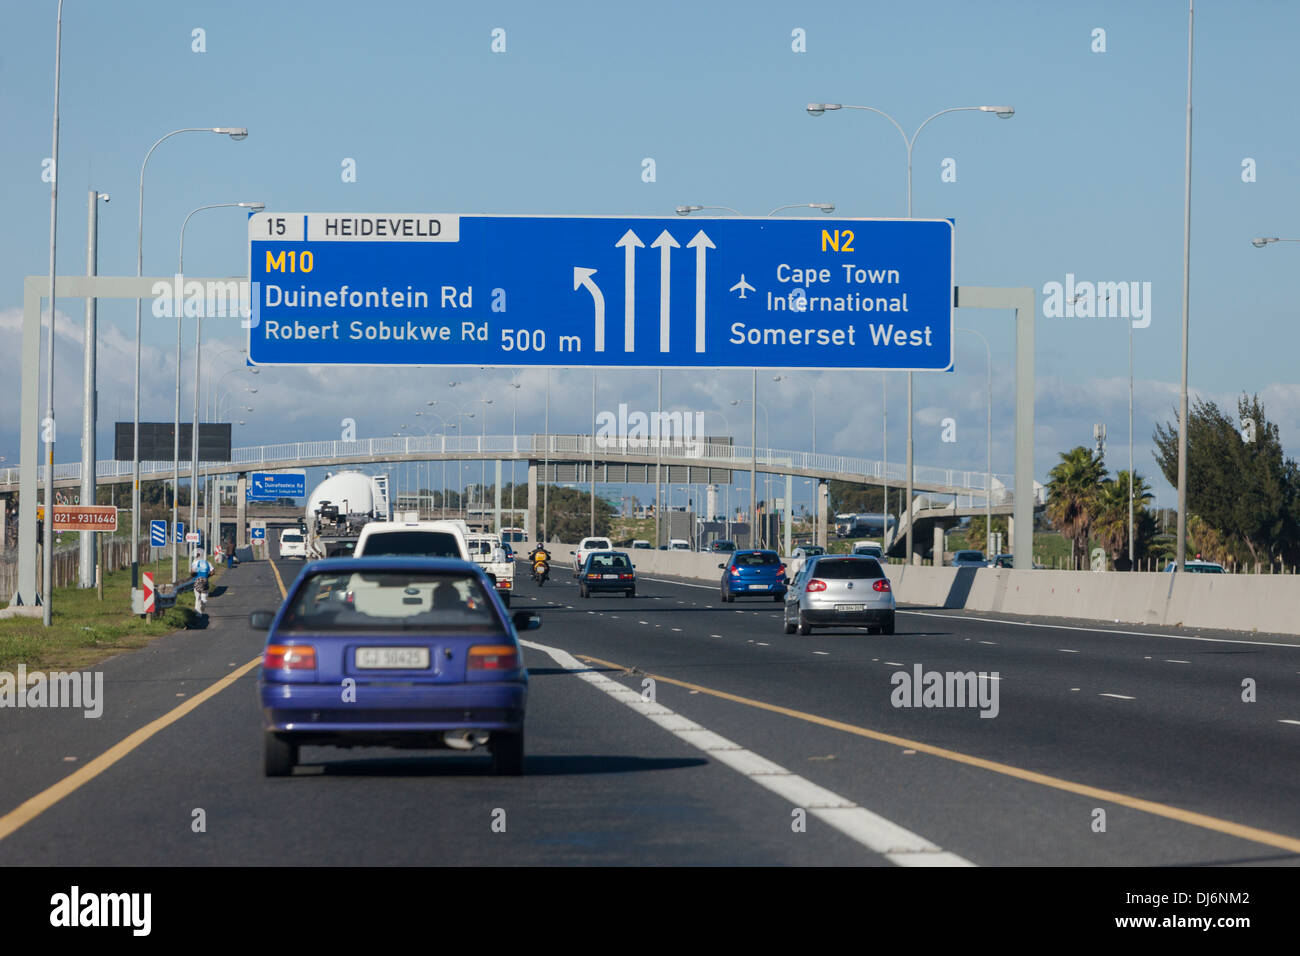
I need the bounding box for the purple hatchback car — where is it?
[253,557,538,777]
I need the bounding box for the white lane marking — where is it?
[978,641,997,645]
[1099,693,1135,700]
[813,651,830,656]
[1059,649,1078,653]
[1280,720,1300,726]
[903,609,1300,649]
[710,634,723,638]
[756,642,769,646]
[641,576,715,590]
[521,639,974,867]
[1165,659,1190,664]
[638,620,649,625]
[884,661,904,666]
[672,627,683,632]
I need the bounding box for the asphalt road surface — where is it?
[2,547,1298,866]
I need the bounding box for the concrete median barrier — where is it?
[540,542,1300,636]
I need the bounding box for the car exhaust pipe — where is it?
[443,730,490,750]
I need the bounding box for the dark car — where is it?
[719,549,787,602]
[710,540,737,553]
[579,550,637,598]
[253,557,539,777]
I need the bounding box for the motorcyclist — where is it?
[528,544,551,583]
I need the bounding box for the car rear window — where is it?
[954,551,984,561]
[360,531,462,558]
[813,558,884,579]
[281,533,303,543]
[735,552,778,566]
[588,553,631,569]
[279,571,504,632]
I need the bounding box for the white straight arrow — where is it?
[614,229,644,352]
[573,267,605,352]
[687,230,715,353]
[651,230,679,352]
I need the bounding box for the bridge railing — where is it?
[7,433,1028,499]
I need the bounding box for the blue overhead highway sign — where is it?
[248,213,954,371]
[247,471,306,501]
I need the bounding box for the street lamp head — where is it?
[97,192,110,202]
[806,103,840,116]
[213,127,249,140]
[240,202,266,212]
[979,105,1015,119]
[813,203,835,214]
[1252,237,1277,248]
[676,205,702,216]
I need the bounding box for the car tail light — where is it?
[729,565,740,576]
[264,644,316,670]
[499,580,511,589]
[777,564,786,577]
[806,579,827,592]
[469,644,520,671]
[619,573,633,580]
[873,579,891,592]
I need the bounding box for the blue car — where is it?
[253,557,539,777]
[719,549,788,602]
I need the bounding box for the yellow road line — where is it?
[0,557,288,843]
[577,653,1300,856]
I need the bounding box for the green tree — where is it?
[1092,471,1155,564]
[1045,446,1106,569]
[1153,394,1298,564]
[827,481,887,516]
[540,485,615,542]
[965,515,1008,552]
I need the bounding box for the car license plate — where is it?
[603,574,620,579]
[748,584,768,590]
[355,647,430,669]
[835,603,865,612]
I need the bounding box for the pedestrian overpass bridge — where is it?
[1,432,1026,510]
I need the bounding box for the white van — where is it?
[354,520,470,561]
[669,539,691,551]
[279,529,307,559]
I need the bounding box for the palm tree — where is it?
[1093,471,1155,562]
[1046,446,1106,569]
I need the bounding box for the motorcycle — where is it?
[531,559,549,586]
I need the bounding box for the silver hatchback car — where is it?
[784,554,895,635]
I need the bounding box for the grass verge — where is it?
[0,557,220,671]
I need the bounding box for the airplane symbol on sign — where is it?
[730,274,755,298]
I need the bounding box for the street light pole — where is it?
[131,125,247,592]
[42,0,65,625]
[806,102,1012,563]
[174,200,262,582]
[1175,1,1194,573]
[79,189,109,589]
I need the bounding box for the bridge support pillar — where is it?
[494,460,502,533]
[236,473,248,548]
[934,525,945,567]
[1006,515,1014,556]
[817,481,829,550]
[212,484,222,554]
[526,461,538,543]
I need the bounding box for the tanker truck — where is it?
[304,470,392,558]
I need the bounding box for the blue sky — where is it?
[3,0,1299,514]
